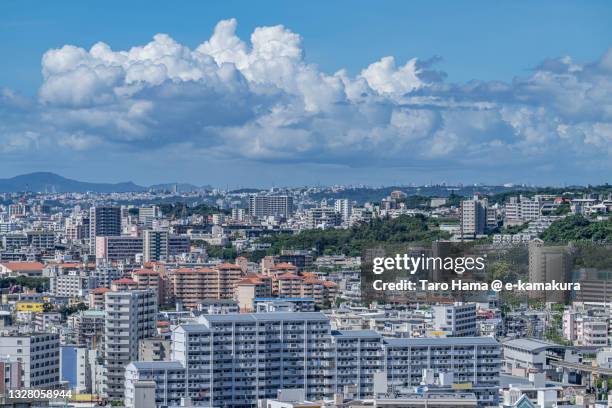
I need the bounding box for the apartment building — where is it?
[26,230,56,250]
[0,357,23,393]
[216,263,244,299]
[504,196,543,224]
[88,287,111,309]
[170,267,218,309]
[95,235,143,261]
[306,207,341,229]
[124,313,501,407]
[248,195,293,218]
[169,264,244,309]
[72,309,105,348]
[126,312,334,407]
[132,268,168,305]
[103,290,157,400]
[235,275,273,312]
[138,206,160,228]
[528,241,572,302]
[49,269,97,297]
[562,311,608,346]
[384,337,501,405]
[274,272,338,306]
[332,330,384,399]
[89,206,121,254]
[91,264,123,288]
[334,199,353,222]
[460,196,495,239]
[0,333,60,388]
[276,272,303,298]
[432,303,478,337]
[143,230,168,262]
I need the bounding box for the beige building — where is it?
[235,275,273,311]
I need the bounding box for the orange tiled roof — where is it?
[133,269,158,275]
[60,263,81,268]
[276,272,302,280]
[91,287,111,294]
[217,263,241,270]
[1,262,45,271]
[237,277,262,285]
[272,262,297,270]
[112,278,136,284]
[195,267,216,273]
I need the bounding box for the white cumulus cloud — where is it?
[0,18,609,181]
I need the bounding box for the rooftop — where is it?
[384,336,499,347]
[503,338,570,352]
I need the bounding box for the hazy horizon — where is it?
[1,1,611,186]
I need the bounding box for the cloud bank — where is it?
[1,18,611,182]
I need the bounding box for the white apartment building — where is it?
[50,270,97,297]
[504,196,543,223]
[562,311,608,346]
[0,333,60,388]
[139,206,160,228]
[91,264,123,288]
[104,290,157,400]
[432,302,478,337]
[460,196,493,239]
[124,313,501,407]
[306,207,341,229]
[331,330,384,399]
[334,199,353,223]
[383,337,501,405]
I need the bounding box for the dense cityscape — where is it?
[0,175,610,407]
[0,1,611,407]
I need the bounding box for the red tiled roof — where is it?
[237,277,262,285]
[276,273,302,280]
[217,263,241,270]
[272,263,297,270]
[1,262,45,271]
[112,278,136,284]
[133,269,158,275]
[91,287,111,294]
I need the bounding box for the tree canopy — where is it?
[540,215,612,243]
[260,214,449,256]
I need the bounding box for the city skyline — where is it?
[0,1,611,186]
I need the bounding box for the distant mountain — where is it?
[0,172,147,193]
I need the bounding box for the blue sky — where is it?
[0,1,611,187]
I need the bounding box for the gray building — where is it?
[248,195,293,218]
[89,206,121,254]
[0,333,60,388]
[104,290,157,400]
[124,313,501,407]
